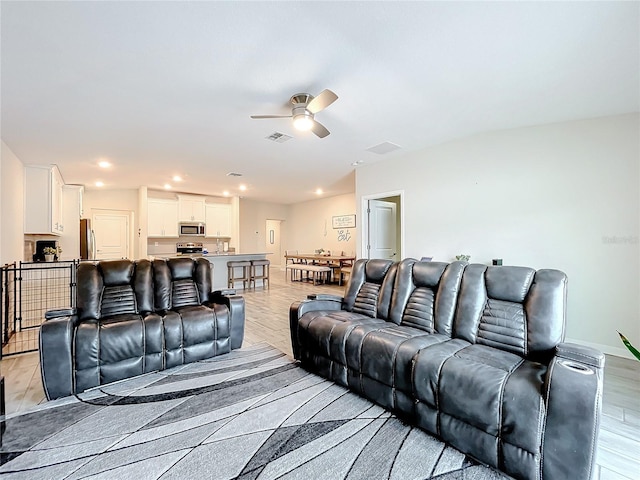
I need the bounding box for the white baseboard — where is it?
[565,337,634,360]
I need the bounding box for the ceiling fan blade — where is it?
[307,89,338,114]
[250,114,292,119]
[311,120,330,138]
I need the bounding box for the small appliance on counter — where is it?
[176,242,204,256]
[34,240,59,262]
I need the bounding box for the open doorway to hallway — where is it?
[265,219,282,268]
[361,192,403,261]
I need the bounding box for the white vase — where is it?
[45,254,54,262]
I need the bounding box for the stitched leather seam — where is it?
[586,371,602,480]
[69,321,76,396]
[141,316,145,373]
[540,359,555,479]
[498,358,523,471]
[96,321,101,387]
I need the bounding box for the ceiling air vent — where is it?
[226,172,243,177]
[265,132,293,143]
[366,141,402,155]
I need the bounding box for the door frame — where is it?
[360,190,404,260]
[91,208,135,260]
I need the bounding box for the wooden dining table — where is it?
[285,253,355,266]
[284,253,355,283]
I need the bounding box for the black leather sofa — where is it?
[290,258,604,480]
[40,257,245,400]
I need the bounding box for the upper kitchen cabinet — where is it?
[205,203,232,237]
[148,198,179,237]
[178,195,205,222]
[24,165,65,235]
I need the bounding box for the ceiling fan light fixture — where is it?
[293,113,314,131]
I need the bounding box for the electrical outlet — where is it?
[154,242,159,247]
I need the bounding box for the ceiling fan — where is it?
[251,89,338,138]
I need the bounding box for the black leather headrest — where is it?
[412,261,448,288]
[485,266,535,302]
[98,260,135,286]
[168,257,196,280]
[364,259,393,282]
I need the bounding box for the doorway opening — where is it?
[361,191,403,261]
[265,219,282,268]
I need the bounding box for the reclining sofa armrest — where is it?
[307,294,343,302]
[209,291,245,350]
[213,289,236,297]
[289,296,344,360]
[555,342,605,369]
[40,313,79,400]
[45,308,77,320]
[542,342,604,480]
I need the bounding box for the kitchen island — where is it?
[202,252,271,290]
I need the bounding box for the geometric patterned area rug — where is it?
[0,344,510,480]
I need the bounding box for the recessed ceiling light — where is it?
[223,191,230,196]
[239,184,247,191]
[95,181,104,187]
[164,184,172,190]
[315,188,323,195]
[98,160,111,168]
[172,175,182,182]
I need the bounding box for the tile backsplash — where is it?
[147,237,232,256]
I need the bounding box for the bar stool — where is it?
[250,259,270,289]
[227,261,251,290]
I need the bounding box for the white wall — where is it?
[356,114,640,357]
[239,199,289,255]
[286,193,357,256]
[1,141,25,264]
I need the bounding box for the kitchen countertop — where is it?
[202,252,270,257]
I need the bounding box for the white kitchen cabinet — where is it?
[148,198,179,237]
[205,203,232,237]
[178,195,205,222]
[24,165,65,235]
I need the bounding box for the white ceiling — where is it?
[1,1,638,204]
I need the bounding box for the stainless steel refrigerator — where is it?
[80,219,96,260]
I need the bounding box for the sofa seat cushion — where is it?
[162,305,231,369]
[425,343,547,476]
[357,326,450,391]
[297,310,386,384]
[342,325,448,410]
[74,313,164,392]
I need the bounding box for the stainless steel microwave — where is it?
[179,222,205,236]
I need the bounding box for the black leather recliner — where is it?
[290,258,604,480]
[40,257,245,400]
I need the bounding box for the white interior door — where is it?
[265,219,281,268]
[368,200,397,260]
[93,211,130,260]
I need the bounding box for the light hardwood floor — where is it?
[1,268,638,479]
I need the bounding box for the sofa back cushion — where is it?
[389,259,465,336]
[77,259,153,320]
[153,257,212,310]
[343,259,396,319]
[454,264,567,360]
